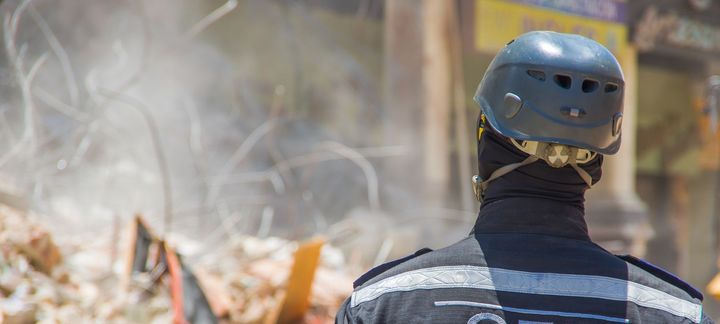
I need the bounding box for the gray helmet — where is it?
[474,31,625,154]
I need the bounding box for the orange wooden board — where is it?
[277,237,325,323]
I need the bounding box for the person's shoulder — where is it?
[617,254,703,301]
[616,255,711,323]
[351,247,434,289]
[340,238,480,322]
[337,246,438,323]
[352,235,479,289]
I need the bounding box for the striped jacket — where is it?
[336,199,713,324]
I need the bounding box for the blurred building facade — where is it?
[393,0,720,280]
[382,0,720,316]
[332,0,720,315]
[365,0,720,269]
[628,0,720,312]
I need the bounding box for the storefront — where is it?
[471,0,628,58]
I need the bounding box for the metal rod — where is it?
[97,88,174,237]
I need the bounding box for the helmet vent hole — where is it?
[605,82,619,93]
[582,79,599,93]
[554,74,572,89]
[526,70,546,81]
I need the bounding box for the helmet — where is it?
[474,31,625,155]
[471,31,624,202]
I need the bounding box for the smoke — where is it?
[0,0,474,267]
[0,0,237,234]
[0,0,396,252]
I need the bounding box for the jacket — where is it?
[335,197,713,324]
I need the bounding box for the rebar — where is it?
[97,88,174,237]
[185,0,238,39]
[318,141,381,211]
[205,119,277,210]
[28,6,79,107]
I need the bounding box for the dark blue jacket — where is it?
[336,197,713,323]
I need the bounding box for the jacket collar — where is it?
[472,197,590,241]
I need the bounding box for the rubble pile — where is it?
[195,237,353,323]
[0,206,354,323]
[0,205,96,323]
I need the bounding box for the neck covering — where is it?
[477,129,603,212]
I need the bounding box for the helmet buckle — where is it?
[543,144,571,168]
[510,139,596,168]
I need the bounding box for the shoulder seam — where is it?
[617,254,703,301]
[352,248,433,289]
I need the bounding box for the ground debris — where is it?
[0,205,93,323]
[0,207,354,323]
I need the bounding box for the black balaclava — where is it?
[477,128,603,212]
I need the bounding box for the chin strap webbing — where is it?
[566,146,594,188]
[473,152,596,202]
[474,155,539,202]
[570,162,593,188]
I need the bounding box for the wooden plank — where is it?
[123,215,155,291]
[164,242,188,324]
[707,271,720,301]
[276,237,325,324]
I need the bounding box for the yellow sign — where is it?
[475,0,628,58]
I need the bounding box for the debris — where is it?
[194,268,232,318]
[277,237,325,324]
[0,205,62,274]
[0,206,93,323]
[0,208,354,323]
[707,271,720,301]
[125,215,217,324]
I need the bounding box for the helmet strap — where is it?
[565,144,594,188]
[472,155,539,202]
[510,139,597,167]
[511,138,596,188]
[472,138,597,202]
[472,114,596,202]
[570,162,594,188]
